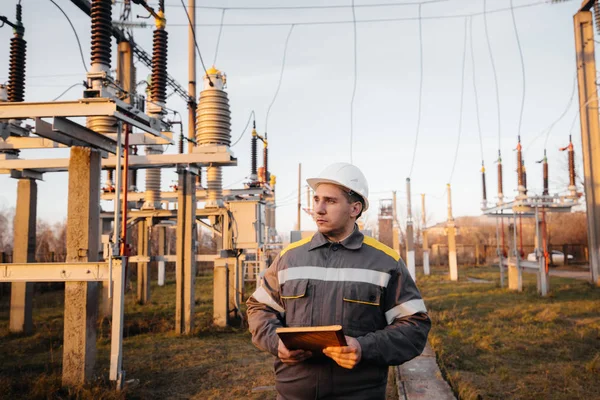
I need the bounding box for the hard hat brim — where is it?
[306,177,369,212]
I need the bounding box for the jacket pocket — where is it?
[281,279,311,326]
[342,283,385,333]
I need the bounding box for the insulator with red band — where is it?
[543,152,549,196]
[481,163,487,202]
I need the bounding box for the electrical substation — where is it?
[0,0,599,397]
[0,0,280,388]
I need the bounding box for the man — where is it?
[247,162,431,400]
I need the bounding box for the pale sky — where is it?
[0,0,588,236]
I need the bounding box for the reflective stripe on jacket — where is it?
[247,227,431,399]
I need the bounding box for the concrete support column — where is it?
[446,184,458,281]
[137,219,150,304]
[535,210,550,296]
[9,179,37,334]
[574,11,600,286]
[175,169,196,334]
[507,222,522,291]
[422,230,430,275]
[62,147,101,386]
[158,226,166,286]
[100,217,113,320]
[406,223,415,281]
[447,223,458,281]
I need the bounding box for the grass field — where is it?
[418,265,600,400]
[0,273,398,399]
[2,265,597,399]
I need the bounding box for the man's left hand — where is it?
[323,336,362,369]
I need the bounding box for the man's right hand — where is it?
[278,339,312,364]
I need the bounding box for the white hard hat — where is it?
[307,162,369,212]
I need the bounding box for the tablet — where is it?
[276,325,347,352]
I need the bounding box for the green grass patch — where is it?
[418,265,600,400]
[0,274,399,399]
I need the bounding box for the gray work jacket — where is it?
[247,228,431,400]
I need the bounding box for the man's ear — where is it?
[350,201,362,218]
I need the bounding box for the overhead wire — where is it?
[408,3,424,178]
[231,110,255,147]
[523,72,576,154]
[123,0,449,10]
[168,1,553,27]
[349,0,358,164]
[48,0,88,73]
[448,17,468,184]
[213,9,226,66]
[51,82,85,101]
[483,0,502,151]
[510,0,527,139]
[264,24,295,138]
[178,0,212,85]
[469,17,484,163]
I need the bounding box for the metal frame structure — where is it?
[483,196,578,296]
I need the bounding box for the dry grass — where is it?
[0,273,399,399]
[418,265,600,400]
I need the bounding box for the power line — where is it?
[264,24,295,138]
[51,82,85,101]
[167,1,552,27]
[408,3,424,178]
[231,110,255,147]
[510,0,527,139]
[213,9,226,66]
[523,72,576,155]
[48,0,88,73]
[178,0,211,84]
[118,0,448,11]
[448,17,468,184]
[469,17,484,163]
[483,0,502,151]
[350,0,358,164]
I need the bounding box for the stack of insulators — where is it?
[151,29,168,105]
[91,0,112,69]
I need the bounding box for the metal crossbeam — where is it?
[53,117,118,154]
[0,261,117,282]
[100,187,268,202]
[0,147,236,173]
[1,135,67,150]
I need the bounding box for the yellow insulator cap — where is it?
[252,129,257,137]
[270,174,277,187]
[263,140,268,147]
[155,11,166,29]
[207,66,220,75]
[481,166,486,173]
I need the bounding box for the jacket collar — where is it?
[309,224,364,251]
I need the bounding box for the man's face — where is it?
[313,183,361,236]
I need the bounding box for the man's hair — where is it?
[345,190,364,220]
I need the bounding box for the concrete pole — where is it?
[187,0,196,156]
[421,193,430,275]
[446,184,458,281]
[9,179,37,334]
[137,219,150,304]
[175,169,196,334]
[574,10,600,286]
[507,219,522,291]
[405,178,415,280]
[158,226,166,286]
[535,208,549,296]
[62,147,101,386]
[392,191,400,253]
[297,163,301,231]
